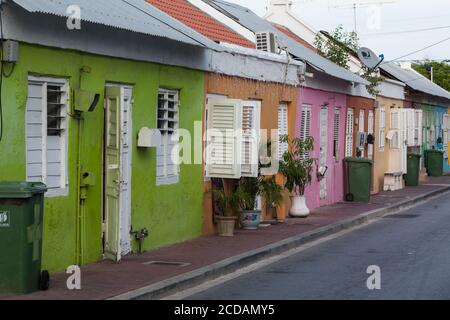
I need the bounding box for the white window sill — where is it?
[45,187,69,198]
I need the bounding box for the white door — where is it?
[358,109,365,156]
[345,108,354,157]
[368,110,374,159]
[120,87,132,256]
[319,107,328,200]
[104,85,133,262]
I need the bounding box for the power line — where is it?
[383,36,450,63]
[362,25,450,36]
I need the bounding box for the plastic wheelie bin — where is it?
[0,182,48,295]
[425,150,444,177]
[405,153,421,187]
[344,158,372,202]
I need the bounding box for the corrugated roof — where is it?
[146,0,254,48]
[206,0,368,85]
[381,62,450,100]
[11,0,222,50]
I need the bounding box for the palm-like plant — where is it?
[279,135,315,196]
[213,187,251,217]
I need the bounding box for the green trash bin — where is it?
[344,158,372,202]
[0,182,48,295]
[425,150,444,177]
[405,153,421,187]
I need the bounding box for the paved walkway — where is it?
[4,176,450,300]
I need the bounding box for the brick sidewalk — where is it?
[3,176,450,300]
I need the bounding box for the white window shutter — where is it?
[345,108,354,157]
[205,99,242,179]
[278,103,288,160]
[368,110,374,159]
[26,81,46,183]
[299,105,311,159]
[444,114,449,158]
[241,101,261,178]
[391,110,399,130]
[359,109,365,133]
[416,110,423,146]
[379,107,385,149]
[334,108,340,160]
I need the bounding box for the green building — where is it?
[0,0,220,272]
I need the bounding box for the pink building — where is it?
[296,87,347,209]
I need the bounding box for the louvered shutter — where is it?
[345,108,354,157]
[359,109,365,133]
[415,110,423,146]
[333,108,340,160]
[368,110,374,159]
[444,114,450,158]
[390,110,400,149]
[278,103,288,160]
[26,81,46,183]
[241,101,261,178]
[406,109,415,146]
[400,109,408,173]
[300,105,311,159]
[379,107,385,149]
[205,99,242,179]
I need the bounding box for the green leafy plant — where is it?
[279,135,315,196]
[213,186,251,217]
[259,177,284,218]
[238,177,260,211]
[314,24,383,96]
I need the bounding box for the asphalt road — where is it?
[187,194,450,300]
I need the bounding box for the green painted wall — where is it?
[0,43,205,272]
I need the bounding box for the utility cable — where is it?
[362,25,450,37]
[382,36,450,64]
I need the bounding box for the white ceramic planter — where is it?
[289,195,310,218]
[240,210,262,230]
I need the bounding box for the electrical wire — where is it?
[382,36,450,64]
[362,25,450,37]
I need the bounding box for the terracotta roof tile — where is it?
[273,23,317,53]
[146,0,255,48]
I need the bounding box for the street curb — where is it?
[110,185,450,300]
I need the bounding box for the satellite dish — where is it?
[358,47,384,69]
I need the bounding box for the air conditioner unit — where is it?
[256,32,278,53]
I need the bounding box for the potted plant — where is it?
[213,180,250,237]
[238,177,261,230]
[279,135,315,218]
[259,176,284,221]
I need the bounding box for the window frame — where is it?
[26,76,69,197]
[156,88,180,186]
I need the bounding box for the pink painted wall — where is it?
[296,87,347,210]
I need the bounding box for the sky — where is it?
[225,0,450,62]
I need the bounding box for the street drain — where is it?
[383,214,421,219]
[142,261,191,267]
